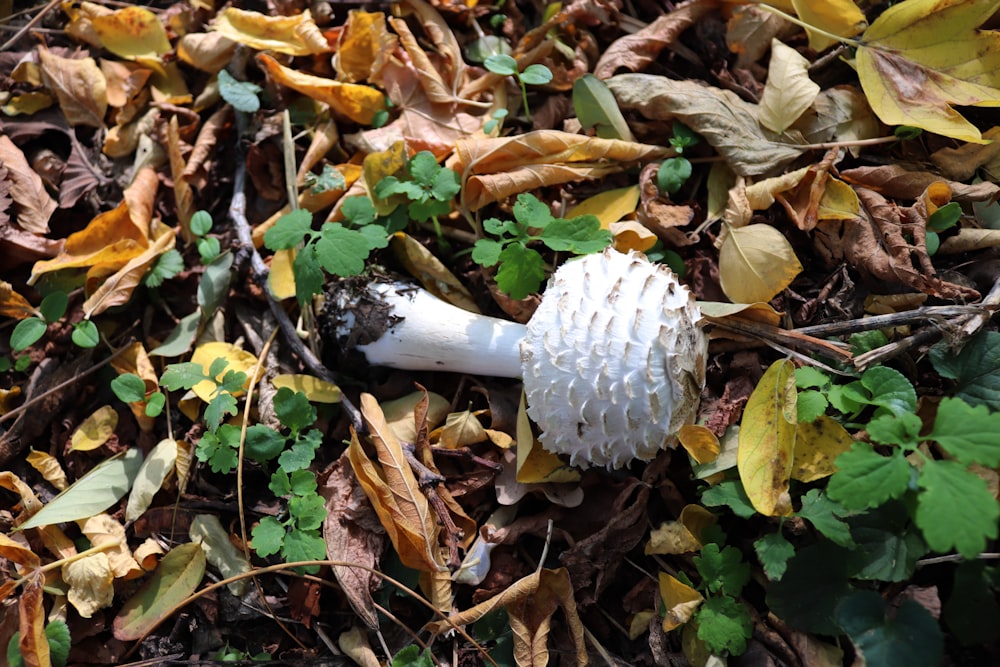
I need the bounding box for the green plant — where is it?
[302,164,347,195]
[680,543,753,656]
[158,358,248,432]
[111,372,166,418]
[483,54,553,120]
[657,122,701,195]
[217,69,261,113]
[263,197,394,304]
[7,619,71,667]
[189,209,222,263]
[483,107,509,135]
[373,150,461,246]
[10,291,99,351]
[471,193,612,299]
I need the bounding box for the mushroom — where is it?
[327,249,707,468]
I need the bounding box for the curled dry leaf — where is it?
[840,164,1000,202]
[334,10,397,84]
[212,7,329,56]
[0,135,57,234]
[607,74,804,176]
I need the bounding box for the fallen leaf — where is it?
[792,416,854,483]
[738,359,796,517]
[63,552,114,618]
[0,136,57,234]
[189,514,250,596]
[79,513,140,579]
[26,449,68,491]
[113,542,206,641]
[759,39,820,133]
[271,374,342,403]
[82,221,176,316]
[678,424,721,464]
[91,6,171,60]
[125,438,178,522]
[213,7,329,56]
[37,46,108,128]
[18,577,49,666]
[718,224,803,303]
[647,504,718,555]
[856,0,1000,142]
[390,232,479,312]
[565,185,640,227]
[788,0,868,52]
[516,391,580,484]
[69,405,119,452]
[659,572,705,631]
[177,31,238,74]
[0,280,38,320]
[190,342,260,402]
[334,10,397,84]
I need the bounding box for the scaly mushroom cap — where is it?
[520,249,707,468]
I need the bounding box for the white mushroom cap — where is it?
[328,249,706,468]
[521,249,707,468]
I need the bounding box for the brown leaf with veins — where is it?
[0,136,57,234]
[37,46,108,128]
[840,164,1000,202]
[814,186,979,301]
[18,576,49,667]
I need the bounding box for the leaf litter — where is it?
[1,0,1000,665]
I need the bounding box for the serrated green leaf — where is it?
[245,424,286,463]
[277,432,321,472]
[430,163,461,201]
[472,238,504,267]
[541,216,612,254]
[341,195,378,225]
[407,151,440,186]
[866,411,923,448]
[407,197,450,222]
[145,249,184,287]
[358,224,389,251]
[293,247,325,304]
[483,216,519,238]
[289,494,326,531]
[860,366,916,416]
[251,516,285,558]
[928,397,1000,466]
[274,387,316,432]
[494,243,546,300]
[849,505,925,582]
[695,543,750,597]
[836,591,942,667]
[695,596,752,655]
[930,330,1000,411]
[11,317,47,351]
[754,530,795,580]
[314,224,371,277]
[161,362,208,390]
[392,645,436,667]
[796,389,828,422]
[217,69,261,113]
[916,460,999,558]
[204,393,238,432]
[796,489,854,547]
[827,444,911,511]
[264,209,314,250]
[281,529,326,573]
[269,468,291,497]
[111,373,147,403]
[288,469,318,496]
[795,366,830,390]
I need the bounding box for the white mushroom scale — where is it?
[327,249,708,468]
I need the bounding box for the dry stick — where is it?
[401,444,463,569]
[0,0,59,51]
[227,112,364,433]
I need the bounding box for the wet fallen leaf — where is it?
[738,359,796,517]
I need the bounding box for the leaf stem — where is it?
[758,3,863,48]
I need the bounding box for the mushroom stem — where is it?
[331,282,526,378]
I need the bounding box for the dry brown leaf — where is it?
[63,552,114,618]
[176,32,238,74]
[727,5,795,69]
[37,46,108,128]
[0,135,57,234]
[84,221,175,317]
[19,576,50,667]
[0,280,38,320]
[25,449,68,491]
[166,116,194,240]
[608,74,804,176]
[79,513,141,579]
[390,232,479,312]
[793,86,880,148]
[930,126,1000,181]
[389,17,456,106]
[840,165,1000,202]
[594,1,719,78]
[347,393,445,572]
[426,568,587,666]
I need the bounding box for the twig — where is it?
[402,443,463,569]
[0,0,59,51]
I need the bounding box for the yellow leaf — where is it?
[64,552,115,617]
[177,32,238,74]
[0,532,41,571]
[817,177,861,220]
[26,449,68,491]
[658,572,704,631]
[268,248,298,300]
[738,359,796,516]
[565,185,641,227]
[678,424,721,464]
[646,505,718,555]
[390,233,479,312]
[382,390,451,444]
[190,342,260,402]
[610,220,658,253]
[92,6,171,60]
[213,7,329,56]
[759,39,820,133]
[271,374,342,403]
[1,92,53,116]
[792,0,867,52]
[437,409,488,449]
[0,280,39,319]
[792,415,854,483]
[37,46,108,127]
[83,221,176,317]
[856,0,1000,143]
[515,392,580,484]
[334,10,397,83]
[79,513,141,579]
[70,405,119,452]
[256,53,386,125]
[718,224,803,303]
[363,141,410,216]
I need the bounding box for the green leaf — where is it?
[670,122,701,150]
[866,411,923,449]
[916,459,999,558]
[796,489,854,547]
[145,249,184,287]
[754,530,795,580]
[407,197,450,222]
[429,164,461,201]
[695,596,752,656]
[20,449,143,529]
[572,73,635,141]
[190,210,213,237]
[494,243,546,300]
[483,216,520,239]
[46,620,71,667]
[657,157,692,194]
[308,165,346,194]
[519,64,553,85]
[341,196,378,225]
[848,505,925,582]
[358,224,389,251]
[860,366,916,416]
[541,216,612,254]
[277,431,322,472]
[472,238,504,267]
[274,388,317,432]
[930,330,1000,411]
[198,251,233,313]
[407,151,441,186]
[150,311,200,357]
[694,543,750,597]
[197,237,221,263]
[393,645,436,667]
[72,320,100,348]
[245,424,287,463]
[145,391,165,417]
[850,330,889,355]
[289,494,327,531]
[269,468,292,497]
[767,542,858,635]
[251,516,286,558]
[293,248,325,304]
[204,392,238,432]
[700,480,757,519]
[217,69,261,113]
[484,53,518,76]
[928,397,1000,466]
[39,291,68,323]
[836,591,943,667]
[827,444,911,510]
[280,529,326,573]
[111,373,147,403]
[927,201,961,232]
[314,223,372,276]
[796,389,828,422]
[195,430,238,474]
[264,209,313,250]
[512,193,552,228]
[943,561,1000,645]
[10,317,47,351]
[795,366,830,390]
[288,468,319,496]
[160,362,209,390]
[113,543,206,641]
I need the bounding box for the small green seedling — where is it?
[472,193,612,299]
[10,291,99,351]
[483,108,509,135]
[925,201,961,255]
[159,358,248,432]
[217,69,261,113]
[374,150,461,246]
[483,54,553,120]
[657,122,701,195]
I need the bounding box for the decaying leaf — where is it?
[792,416,854,483]
[659,572,705,631]
[37,46,108,128]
